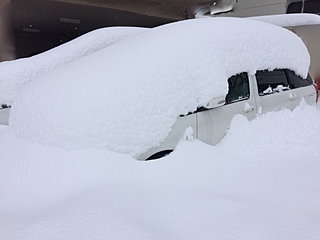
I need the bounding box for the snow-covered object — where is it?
[9,17,311,157]
[0,27,147,106]
[250,13,320,28]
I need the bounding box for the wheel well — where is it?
[146,150,173,160]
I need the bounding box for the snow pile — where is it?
[1,103,320,239]
[0,27,146,106]
[10,17,310,157]
[250,13,320,28]
[222,101,320,155]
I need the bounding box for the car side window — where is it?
[256,69,290,96]
[286,70,313,89]
[225,73,250,104]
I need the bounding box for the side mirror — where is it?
[206,95,225,109]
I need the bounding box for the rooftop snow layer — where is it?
[250,13,320,28]
[0,27,147,106]
[9,17,311,157]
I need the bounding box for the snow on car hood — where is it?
[9,17,311,157]
[0,27,147,106]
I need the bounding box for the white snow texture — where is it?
[1,103,320,240]
[9,17,310,157]
[0,26,146,105]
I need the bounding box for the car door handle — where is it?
[243,104,254,113]
[289,93,298,100]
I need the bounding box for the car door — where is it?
[254,69,296,114]
[197,72,257,146]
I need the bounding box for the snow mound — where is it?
[250,13,320,28]
[221,100,320,155]
[0,27,146,106]
[1,103,320,240]
[9,17,311,157]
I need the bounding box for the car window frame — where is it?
[285,69,313,89]
[256,69,291,97]
[179,72,251,117]
[225,72,250,105]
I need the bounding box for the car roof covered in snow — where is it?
[0,26,147,106]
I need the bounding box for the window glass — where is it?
[256,69,290,96]
[287,0,320,14]
[225,73,250,104]
[286,70,313,88]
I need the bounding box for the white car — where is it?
[3,70,317,160]
[141,69,318,160]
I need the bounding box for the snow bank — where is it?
[222,101,320,155]
[250,13,320,28]
[1,103,320,240]
[0,27,146,106]
[10,17,310,157]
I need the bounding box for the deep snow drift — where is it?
[0,27,146,106]
[1,103,320,240]
[10,18,310,157]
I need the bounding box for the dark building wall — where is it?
[12,0,174,59]
[0,0,15,61]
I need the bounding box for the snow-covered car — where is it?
[141,69,317,160]
[6,17,318,160]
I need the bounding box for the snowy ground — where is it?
[1,103,320,240]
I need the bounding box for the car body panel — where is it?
[256,89,296,113]
[290,85,317,105]
[0,108,10,125]
[197,74,257,146]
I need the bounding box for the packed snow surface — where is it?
[0,27,146,106]
[250,13,320,28]
[9,17,311,157]
[1,103,320,240]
